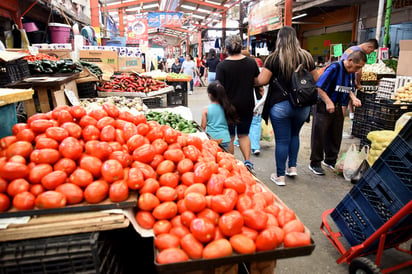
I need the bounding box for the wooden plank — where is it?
[24,98,37,117]
[249,260,276,274]
[37,87,51,113]
[0,88,34,106]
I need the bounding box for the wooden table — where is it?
[6,73,80,117]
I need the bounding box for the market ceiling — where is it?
[104,0,366,37]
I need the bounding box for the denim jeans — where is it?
[189,79,194,91]
[208,72,216,83]
[249,114,262,151]
[269,100,310,176]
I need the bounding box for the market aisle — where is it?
[188,86,412,274]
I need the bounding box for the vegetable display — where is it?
[80,97,145,115]
[79,60,103,77]
[28,59,83,74]
[24,53,59,61]
[362,61,395,75]
[167,73,192,82]
[146,111,198,133]
[392,81,412,103]
[0,104,311,264]
[99,73,167,93]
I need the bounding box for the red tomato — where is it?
[69,105,87,120]
[256,227,282,251]
[30,119,54,134]
[175,184,187,200]
[69,168,93,188]
[202,239,232,259]
[218,158,234,171]
[152,139,168,155]
[177,199,187,214]
[267,213,279,227]
[241,226,258,241]
[0,177,7,193]
[29,163,53,184]
[284,232,311,248]
[132,161,157,180]
[13,191,35,210]
[6,141,33,159]
[152,201,178,220]
[127,167,144,190]
[150,154,164,170]
[153,220,172,236]
[35,137,59,150]
[101,159,124,183]
[181,211,196,228]
[171,215,183,227]
[252,193,267,210]
[53,109,73,125]
[7,178,30,197]
[138,192,160,211]
[41,170,67,190]
[89,108,107,121]
[30,149,60,164]
[224,175,246,194]
[184,183,207,196]
[0,162,29,181]
[45,127,69,142]
[102,103,119,118]
[126,135,147,153]
[54,158,77,175]
[210,194,235,214]
[180,233,203,259]
[96,116,116,130]
[59,137,83,160]
[145,128,163,142]
[99,125,115,142]
[109,151,132,168]
[139,178,160,194]
[218,210,244,237]
[190,218,215,243]
[170,226,190,239]
[29,184,45,196]
[243,209,268,231]
[264,204,280,217]
[35,191,67,209]
[12,123,28,136]
[79,156,102,178]
[8,155,26,165]
[158,172,180,188]
[16,128,35,143]
[82,125,100,141]
[122,123,137,142]
[132,144,155,163]
[156,186,177,202]
[79,115,98,128]
[194,162,213,184]
[156,160,175,175]
[176,158,193,174]
[277,208,296,227]
[197,208,219,225]
[1,136,17,149]
[109,180,129,202]
[206,174,225,195]
[27,113,50,126]
[283,219,305,234]
[163,126,179,144]
[184,192,206,213]
[229,234,256,254]
[84,180,109,203]
[0,193,10,212]
[136,123,150,136]
[163,149,185,163]
[180,172,195,186]
[135,211,156,229]
[86,141,113,161]
[186,135,203,151]
[236,194,253,212]
[156,248,188,264]
[118,111,137,124]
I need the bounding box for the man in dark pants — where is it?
[309,50,366,175]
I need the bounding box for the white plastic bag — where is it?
[343,144,369,181]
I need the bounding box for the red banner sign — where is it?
[248,0,282,35]
[126,15,148,44]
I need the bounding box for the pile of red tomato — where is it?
[0,103,311,264]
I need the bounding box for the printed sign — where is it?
[126,16,148,44]
[248,0,282,35]
[148,12,189,28]
[333,44,343,57]
[367,51,377,64]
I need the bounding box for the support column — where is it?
[383,0,393,48]
[198,31,202,57]
[90,0,100,29]
[284,0,293,26]
[376,0,385,43]
[351,5,359,42]
[222,11,226,50]
[119,8,124,37]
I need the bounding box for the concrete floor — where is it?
[187,86,412,274]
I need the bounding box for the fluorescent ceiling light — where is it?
[181,4,197,10]
[144,3,159,9]
[126,7,141,11]
[192,14,205,19]
[197,8,211,13]
[291,13,307,20]
[205,0,220,4]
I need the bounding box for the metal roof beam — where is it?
[185,0,225,10]
[293,0,333,12]
[106,0,157,10]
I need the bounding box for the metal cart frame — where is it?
[321,200,412,273]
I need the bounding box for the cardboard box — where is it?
[79,50,118,71]
[397,40,412,76]
[118,57,142,72]
[39,49,72,59]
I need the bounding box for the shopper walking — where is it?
[255,26,318,186]
[180,55,197,94]
[166,55,174,73]
[201,81,238,151]
[205,48,220,84]
[216,35,260,174]
[171,57,181,73]
[309,50,365,175]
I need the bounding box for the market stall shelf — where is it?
[0,192,137,219]
[97,85,173,98]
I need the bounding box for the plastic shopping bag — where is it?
[261,120,274,142]
[194,76,200,87]
[343,144,369,181]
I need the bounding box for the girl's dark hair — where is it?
[208,48,216,59]
[207,81,239,125]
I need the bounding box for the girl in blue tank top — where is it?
[201,81,238,151]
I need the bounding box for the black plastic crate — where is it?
[167,81,188,92]
[77,81,98,98]
[364,99,412,129]
[143,95,165,108]
[398,118,412,143]
[167,89,188,107]
[0,59,30,87]
[0,232,121,274]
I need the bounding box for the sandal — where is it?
[270,173,285,186]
